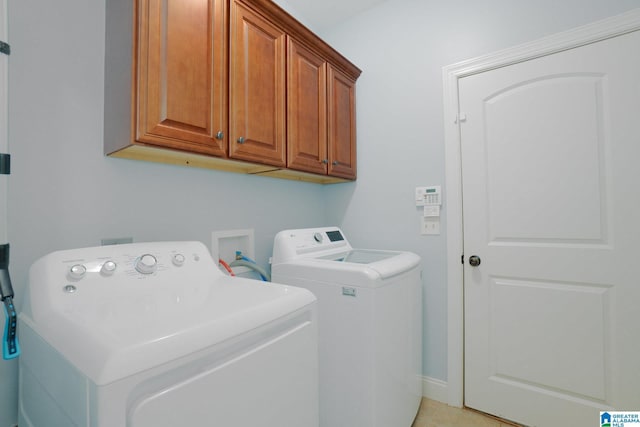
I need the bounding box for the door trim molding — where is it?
[442,7,640,408]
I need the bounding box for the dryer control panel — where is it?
[55,242,211,290]
[23,241,220,320]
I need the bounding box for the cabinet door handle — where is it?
[332,160,339,166]
[215,131,224,140]
[237,136,245,144]
[321,159,328,164]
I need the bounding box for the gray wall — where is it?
[310,0,640,388]
[1,1,327,424]
[315,0,639,384]
[1,0,639,425]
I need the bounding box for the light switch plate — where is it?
[421,217,440,235]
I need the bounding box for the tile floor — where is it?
[411,398,521,427]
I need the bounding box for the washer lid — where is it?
[320,249,400,264]
[274,249,421,285]
[21,241,316,385]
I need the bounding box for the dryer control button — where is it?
[172,253,185,267]
[68,264,87,280]
[135,254,157,274]
[313,232,323,243]
[100,260,117,276]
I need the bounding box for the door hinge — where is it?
[455,113,467,124]
[0,40,10,56]
[0,154,9,175]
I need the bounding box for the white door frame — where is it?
[442,7,640,408]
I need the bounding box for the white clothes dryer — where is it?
[271,227,422,427]
[19,241,318,427]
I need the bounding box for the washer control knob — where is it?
[135,254,158,275]
[68,264,87,280]
[100,260,117,276]
[172,253,186,267]
[313,232,323,243]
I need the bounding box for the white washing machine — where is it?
[271,227,422,427]
[19,241,318,427]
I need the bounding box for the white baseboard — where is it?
[421,376,448,404]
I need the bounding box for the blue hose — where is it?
[234,251,270,281]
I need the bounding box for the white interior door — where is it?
[460,29,640,426]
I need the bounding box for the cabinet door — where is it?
[327,65,357,179]
[136,0,227,156]
[287,38,328,174]
[229,0,286,167]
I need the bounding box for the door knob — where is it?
[237,136,245,144]
[215,131,224,140]
[469,255,481,267]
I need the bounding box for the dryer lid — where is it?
[21,241,316,385]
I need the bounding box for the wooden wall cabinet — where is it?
[105,0,361,183]
[229,1,286,167]
[287,40,357,180]
[327,65,357,180]
[135,0,227,156]
[287,38,328,175]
